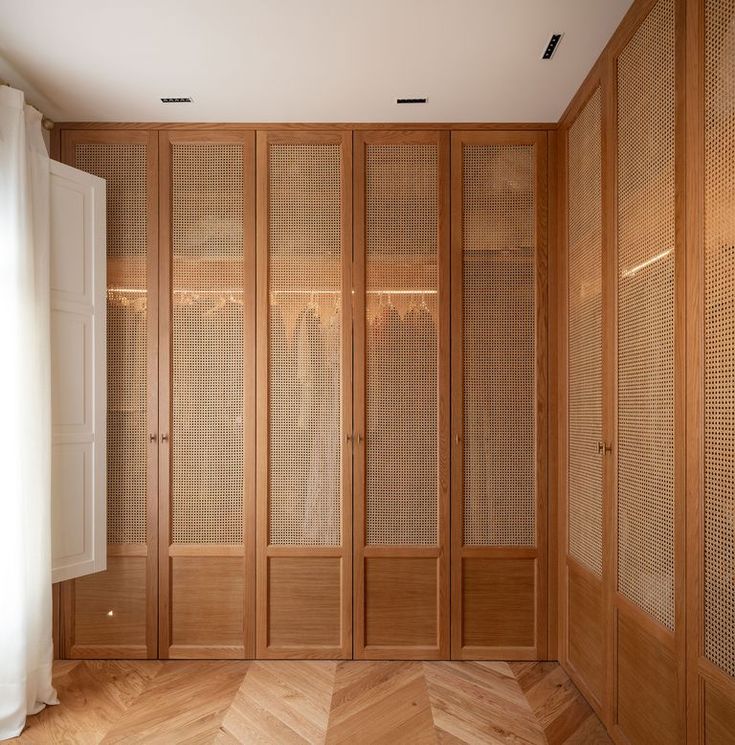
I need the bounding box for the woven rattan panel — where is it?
[365,144,438,545]
[616,0,676,630]
[463,144,535,546]
[704,0,735,677]
[567,89,604,576]
[268,143,342,546]
[76,144,147,544]
[171,144,243,543]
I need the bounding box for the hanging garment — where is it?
[268,302,296,539]
[290,305,325,541]
[404,303,438,544]
[368,301,403,543]
[303,305,341,544]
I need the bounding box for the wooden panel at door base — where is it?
[168,556,246,658]
[256,131,353,659]
[450,130,548,661]
[461,557,535,649]
[268,557,342,649]
[353,131,451,660]
[566,561,604,708]
[62,554,149,658]
[60,130,159,659]
[703,681,735,745]
[615,606,681,745]
[364,557,438,649]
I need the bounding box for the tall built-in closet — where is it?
[559,0,735,743]
[56,125,550,662]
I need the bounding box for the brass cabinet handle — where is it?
[161,433,169,443]
[149,433,157,443]
[597,440,612,455]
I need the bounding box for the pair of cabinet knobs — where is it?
[149,434,169,443]
[597,440,612,455]
[345,433,364,443]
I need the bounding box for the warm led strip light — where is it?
[621,247,673,278]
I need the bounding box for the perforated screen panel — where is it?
[704,0,735,677]
[75,143,148,544]
[567,89,604,576]
[268,143,342,546]
[171,143,244,544]
[616,0,676,630]
[365,144,438,545]
[462,144,536,546]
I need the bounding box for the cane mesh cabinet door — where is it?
[614,1,684,742]
[450,131,548,660]
[696,0,735,738]
[353,131,450,659]
[256,131,352,658]
[60,130,159,659]
[158,131,255,659]
[564,89,605,703]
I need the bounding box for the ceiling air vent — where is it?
[160,97,193,103]
[397,97,428,104]
[542,34,563,60]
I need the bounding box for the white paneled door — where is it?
[49,159,107,584]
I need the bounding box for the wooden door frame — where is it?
[556,78,608,718]
[157,129,256,659]
[450,129,549,661]
[255,130,353,659]
[603,1,687,740]
[59,129,159,659]
[352,129,451,660]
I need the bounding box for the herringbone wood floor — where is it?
[12,660,611,744]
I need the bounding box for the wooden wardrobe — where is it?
[56,124,551,661]
[557,0,735,742]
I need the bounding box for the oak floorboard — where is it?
[219,661,336,745]
[326,661,436,745]
[423,661,545,745]
[15,661,163,745]
[99,661,248,745]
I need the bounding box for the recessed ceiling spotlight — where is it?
[160,97,193,103]
[542,34,563,60]
[397,97,428,104]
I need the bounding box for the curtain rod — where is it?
[0,80,54,130]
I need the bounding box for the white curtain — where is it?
[0,85,57,740]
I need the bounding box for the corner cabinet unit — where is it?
[57,125,550,661]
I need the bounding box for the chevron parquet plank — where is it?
[98,660,248,745]
[326,661,436,745]
[509,661,612,745]
[423,661,545,745]
[15,660,163,745]
[218,661,336,745]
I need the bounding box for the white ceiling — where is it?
[0,0,633,123]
